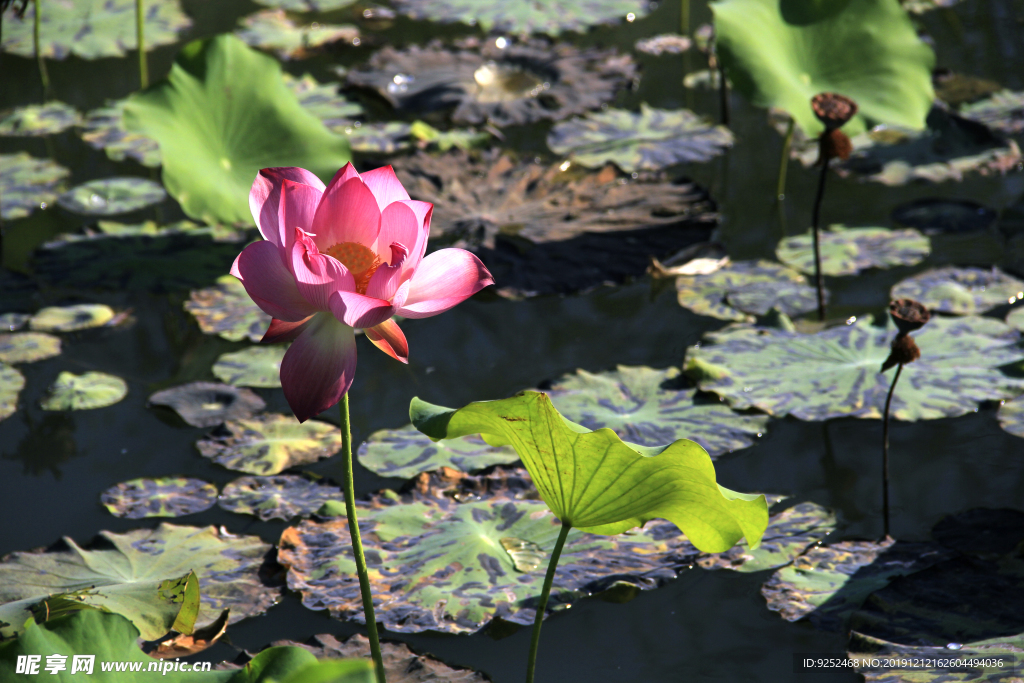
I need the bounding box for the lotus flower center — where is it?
[325,241,381,294]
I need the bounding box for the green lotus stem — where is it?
[339,393,386,683]
[777,117,795,201]
[526,522,571,683]
[32,0,49,100]
[881,363,902,540]
[680,0,689,35]
[717,60,729,126]
[136,0,147,88]
[811,152,829,321]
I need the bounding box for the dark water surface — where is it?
[2,0,1024,681]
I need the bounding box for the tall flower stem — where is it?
[32,0,49,100]
[526,522,572,683]
[339,393,386,683]
[135,0,148,88]
[810,155,829,321]
[881,363,903,540]
[717,60,729,126]
[680,0,689,35]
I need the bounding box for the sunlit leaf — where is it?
[185,275,270,343]
[890,266,1024,315]
[776,225,930,277]
[0,102,80,137]
[390,0,649,35]
[357,424,520,478]
[29,304,115,333]
[219,475,343,521]
[0,152,69,221]
[212,346,285,388]
[148,382,266,428]
[0,363,25,423]
[197,414,339,475]
[101,478,219,519]
[674,259,820,322]
[56,177,167,216]
[40,371,128,411]
[235,9,359,60]
[0,332,61,364]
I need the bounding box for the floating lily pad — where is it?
[890,266,1024,315]
[674,260,820,322]
[0,363,25,422]
[197,414,339,475]
[0,152,69,220]
[348,40,636,126]
[408,120,493,151]
[685,315,1024,421]
[0,332,61,364]
[776,225,931,277]
[80,101,162,167]
[901,0,963,11]
[29,304,116,332]
[343,122,413,154]
[253,0,358,9]
[357,424,520,478]
[283,73,364,128]
[1,0,191,60]
[547,104,733,173]
[40,371,128,411]
[959,89,1024,135]
[185,276,270,343]
[236,10,359,60]
[219,475,343,521]
[545,365,767,456]
[933,70,1002,108]
[124,34,351,225]
[0,524,280,635]
[101,478,219,519]
[634,34,691,56]
[0,313,30,332]
[390,0,648,35]
[56,177,167,216]
[212,346,285,388]
[0,101,80,137]
[148,382,266,428]
[996,393,1024,440]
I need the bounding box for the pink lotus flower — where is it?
[232,164,494,422]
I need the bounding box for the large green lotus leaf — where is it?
[0,153,69,221]
[960,89,1024,135]
[80,101,162,168]
[197,414,339,475]
[219,475,343,521]
[0,102,80,137]
[713,0,934,137]
[185,275,270,343]
[0,0,191,60]
[0,524,280,635]
[890,267,1024,315]
[56,178,167,216]
[391,0,648,35]
[687,316,1024,421]
[40,371,128,411]
[101,478,219,519]
[149,382,266,428]
[0,333,61,364]
[123,35,351,225]
[357,424,519,478]
[254,0,358,10]
[0,363,25,423]
[544,365,767,456]
[776,225,930,277]
[675,259,820,322]
[547,104,733,173]
[410,391,768,543]
[212,346,285,388]
[236,10,359,60]
[29,304,116,333]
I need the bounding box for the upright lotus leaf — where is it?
[713,0,934,137]
[776,225,930,277]
[56,178,167,216]
[1,0,191,60]
[213,346,286,388]
[219,475,343,521]
[675,260,821,322]
[0,102,80,137]
[0,363,25,422]
[960,89,1024,134]
[0,332,61,364]
[410,391,768,543]
[544,365,767,456]
[101,478,219,519]
[283,73,364,128]
[123,35,351,225]
[0,524,280,635]
[29,304,115,332]
[547,105,733,173]
[357,424,520,478]
[197,414,340,475]
[40,371,128,411]
[185,275,270,343]
[149,382,266,428]
[0,153,69,220]
[391,0,648,34]
[80,101,162,167]
[235,10,359,60]
[890,266,1024,315]
[685,315,1024,421]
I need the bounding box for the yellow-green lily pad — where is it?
[41,371,128,411]
[197,414,340,475]
[101,478,219,519]
[0,363,25,422]
[56,177,167,216]
[236,10,359,60]
[213,346,285,388]
[29,304,116,332]
[890,266,1024,315]
[776,225,931,277]
[80,101,162,167]
[0,152,69,220]
[185,275,270,343]
[0,101,81,137]
[675,259,820,322]
[0,332,61,364]
[219,475,343,521]
[0,313,30,332]
[357,424,520,479]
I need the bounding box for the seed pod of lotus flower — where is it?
[811,92,858,131]
[888,298,930,334]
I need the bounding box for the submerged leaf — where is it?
[0,102,80,137]
[0,152,69,221]
[890,266,1024,315]
[197,414,339,475]
[56,177,167,216]
[29,304,115,332]
[41,371,128,411]
[0,332,61,364]
[213,346,285,388]
[236,9,359,60]
[185,275,270,343]
[0,363,25,422]
[80,101,162,167]
[674,260,820,322]
[148,382,266,428]
[357,424,520,478]
[219,475,343,521]
[101,478,219,519]
[776,225,930,277]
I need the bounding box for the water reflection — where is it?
[3,412,77,479]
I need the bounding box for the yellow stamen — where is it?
[325,241,381,294]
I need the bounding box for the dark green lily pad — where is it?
[0,332,61,364]
[0,313,30,332]
[675,259,820,321]
[357,425,520,478]
[0,101,80,137]
[148,382,266,428]
[29,304,116,332]
[890,266,1024,315]
[547,104,733,173]
[776,225,930,277]
[56,177,167,216]
[185,275,270,343]
[0,152,69,220]
[197,414,340,475]
[236,10,359,60]
[390,0,648,35]
[80,101,162,167]
[545,365,767,456]
[284,73,364,128]
[0,363,25,422]
[253,0,358,10]
[100,478,218,519]
[634,34,692,56]
[219,475,343,521]
[1,0,191,60]
[0,524,280,634]
[212,346,285,388]
[40,371,128,411]
[685,315,1024,421]
[959,89,1024,135]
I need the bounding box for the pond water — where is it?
[2,0,1024,681]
